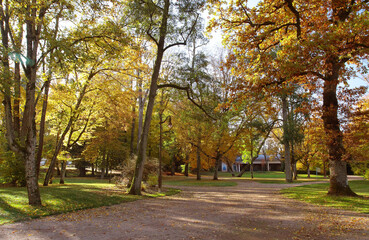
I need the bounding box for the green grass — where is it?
[201,171,328,184]
[281,180,369,214]
[163,177,237,187]
[0,177,179,225]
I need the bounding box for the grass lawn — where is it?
[201,171,329,184]
[0,177,179,225]
[163,176,237,187]
[281,180,369,214]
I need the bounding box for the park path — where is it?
[0,180,368,240]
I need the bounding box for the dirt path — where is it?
[0,180,368,240]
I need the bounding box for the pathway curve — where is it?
[0,180,368,240]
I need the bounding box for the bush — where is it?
[115,155,158,188]
[364,170,369,180]
[147,174,158,187]
[0,152,26,186]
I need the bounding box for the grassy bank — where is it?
[281,180,369,214]
[0,177,179,225]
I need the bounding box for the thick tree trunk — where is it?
[282,95,293,183]
[59,161,66,184]
[307,164,310,178]
[322,68,356,196]
[213,155,221,180]
[292,163,297,180]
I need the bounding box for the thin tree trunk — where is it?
[130,78,136,156]
[196,129,202,181]
[171,155,175,176]
[136,72,144,153]
[158,111,163,191]
[36,79,50,177]
[44,78,90,186]
[184,162,189,177]
[91,163,95,176]
[250,164,254,179]
[282,95,293,183]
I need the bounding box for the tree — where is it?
[209,0,369,196]
[128,0,204,195]
[0,0,75,205]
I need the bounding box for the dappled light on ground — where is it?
[0,180,368,240]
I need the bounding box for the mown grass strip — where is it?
[164,178,237,187]
[281,180,369,214]
[0,178,179,225]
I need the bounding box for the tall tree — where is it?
[209,0,369,196]
[128,0,204,195]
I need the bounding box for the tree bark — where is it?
[59,161,66,184]
[128,0,170,195]
[307,163,310,178]
[36,79,50,177]
[322,61,356,196]
[91,163,95,176]
[184,162,189,177]
[130,79,136,156]
[282,95,293,183]
[196,128,202,181]
[213,154,221,180]
[136,72,144,153]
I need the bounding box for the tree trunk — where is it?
[59,161,66,184]
[307,163,310,178]
[322,67,356,196]
[130,78,136,156]
[184,162,189,177]
[196,129,202,181]
[250,164,254,179]
[105,154,109,177]
[43,79,90,186]
[171,155,176,176]
[282,95,293,183]
[56,163,61,176]
[13,62,21,137]
[293,163,297,180]
[136,72,144,153]
[128,1,170,195]
[158,111,163,191]
[213,155,221,180]
[36,79,50,177]
[91,163,95,176]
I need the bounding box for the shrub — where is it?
[147,174,158,187]
[116,155,158,188]
[0,152,26,186]
[364,170,369,180]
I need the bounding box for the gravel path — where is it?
[0,180,368,240]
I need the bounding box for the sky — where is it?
[203,0,368,90]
